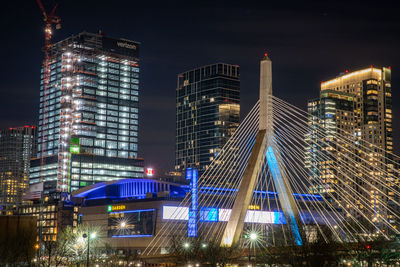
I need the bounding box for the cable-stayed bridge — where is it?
[144,55,400,256]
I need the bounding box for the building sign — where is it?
[248,205,260,210]
[146,168,154,177]
[70,137,80,154]
[187,168,198,237]
[107,205,126,212]
[102,37,139,58]
[163,205,286,224]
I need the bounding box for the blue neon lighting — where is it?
[200,186,323,201]
[200,207,219,222]
[111,235,152,238]
[109,208,156,214]
[266,146,303,246]
[73,184,108,198]
[187,168,198,237]
[74,178,187,201]
[274,212,284,224]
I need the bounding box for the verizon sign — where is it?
[102,37,139,58]
[117,42,137,50]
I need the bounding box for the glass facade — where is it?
[0,126,37,214]
[305,91,355,197]
[175,63,240,175]
[307,67,397,226]
[32,32,143,192]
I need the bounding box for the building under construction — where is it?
[31,31,144,193]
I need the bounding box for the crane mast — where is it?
[36,0,61,186]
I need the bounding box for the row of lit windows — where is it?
[96,91,139,101]
[71,168,140,176]
[22,205,56,214]
[92,150,137,158]
[70,173,142,183]
[97,64,139,73]
[96,115,138,123]
[71,162,141,171]
[96,103,138,113]
[98,85,139,93]
[97,74,139,83]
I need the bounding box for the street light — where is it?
[249,232,258,241]
[83,232,97,267]
[120,221,127,228]
[183,242,190,249]
[248,231,258,263]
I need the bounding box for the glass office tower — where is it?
[31,32,143,193]
[0,126,37,214]
[175,63,240,175]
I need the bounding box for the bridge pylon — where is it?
[220,53,304,247]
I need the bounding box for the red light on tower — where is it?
[264,52,268,57]
[146,168,154,177]
[345,70,349,73]
[370,65,373,68]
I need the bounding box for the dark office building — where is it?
[0,126,37,214]
[32,31,143,193]
[175,63,240,175]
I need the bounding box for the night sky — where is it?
[1,1,399,173]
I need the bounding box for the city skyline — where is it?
[0,1,399,172]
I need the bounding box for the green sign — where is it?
[70,137,80,154]
[70,146,80,154]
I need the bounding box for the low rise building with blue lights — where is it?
[72,178,337,253]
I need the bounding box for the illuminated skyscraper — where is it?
[0,126,37,214]
[306,67,395,227]
[305,91,355,197]
[31,32,144,193]
[175,63,240,175]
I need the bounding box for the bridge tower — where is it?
[220,53,304,247]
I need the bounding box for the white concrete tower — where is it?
[220,53,271,247]
[259,53,273,132]
[220,53,304,247]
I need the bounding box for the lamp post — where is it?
[248,232,258,263]
[83,232,96,267]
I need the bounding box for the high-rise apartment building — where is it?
[31,32,143,193]
[306,67,395,228]
[305,91,355,198]
[175,63,240,175]
[0,126,37,214]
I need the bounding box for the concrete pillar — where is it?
[220,53,304,248]
[259,53,272,132]
[220,54,272,247]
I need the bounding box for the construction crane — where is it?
[36,2,61,265]
[36,0,61,170]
